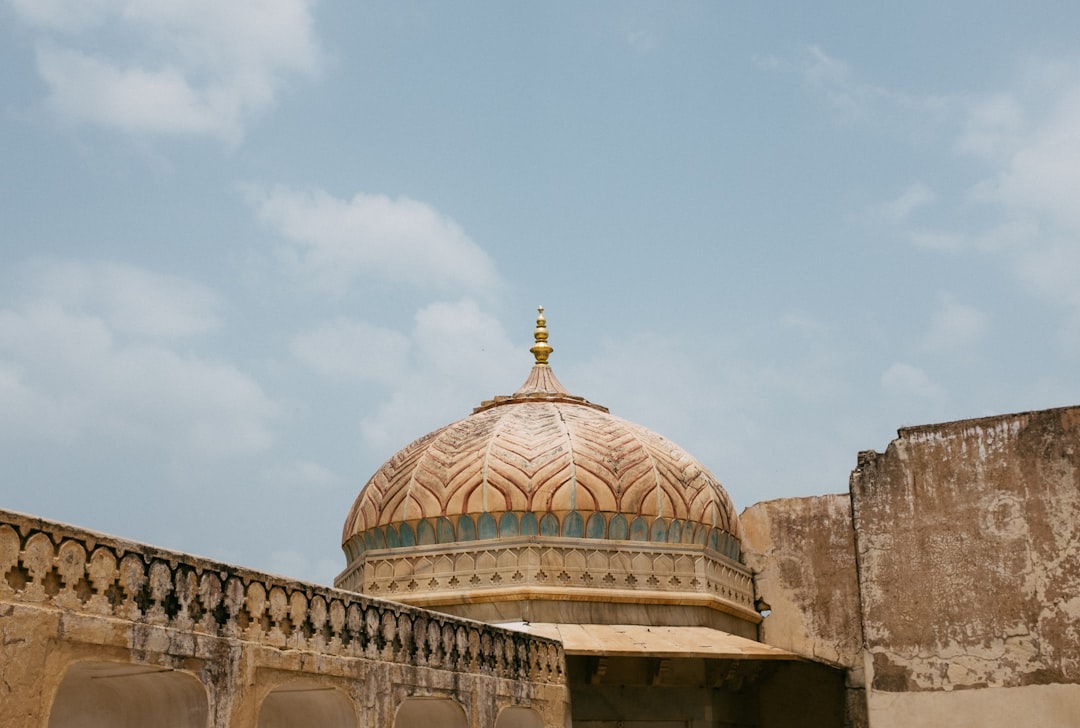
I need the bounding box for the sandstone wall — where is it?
[850,406,1080,724]
[742,494,863,670]
[742,494,866,727]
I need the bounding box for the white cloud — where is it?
[922,294,990,355]
[22,259,222,338]
[955,93,1025,160]
[954,61,1080,349]
[781,45,953,128]
[626,30,656,53]
[13,0,321,142]
[291,318,411,386]
[247,185,503,296]
[797,51,1080,355]
[880,183,937,223]
[881,362,945,400]
[0,261,277,456]
[357,299,522,453]
[981,96,1080,232]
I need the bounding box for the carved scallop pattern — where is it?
[343,400,741,547]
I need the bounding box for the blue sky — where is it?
[3,2,1080,584]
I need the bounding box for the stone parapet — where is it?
[0,508,565,684]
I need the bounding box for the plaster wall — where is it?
[850,406,1080,702]
[865,683,1080,728]
[741,494,862,670]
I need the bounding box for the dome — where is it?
[341,308,742,561]
[336,309,755,629]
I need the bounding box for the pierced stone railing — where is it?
[0,509,564,684]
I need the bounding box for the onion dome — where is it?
[336,309,755,626]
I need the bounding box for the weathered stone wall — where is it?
[742,494,867,727]
[0,509,568,728]
[850,406,1080,724]
[742,494,863,670]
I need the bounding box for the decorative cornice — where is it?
[345,537,759,624]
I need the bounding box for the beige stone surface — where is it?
[851,406,1080,693]
[502,623,801,660]
[866,683,1080,728]
[741,494,863,670]
[353,537,759,626]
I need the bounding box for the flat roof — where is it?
[498,623,801,660]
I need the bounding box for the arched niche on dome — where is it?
[386,524,401,548]
[520,512,538,536]
[257,681,357,728]
[563,512,584,538]
[650,518,668,543]
[399,523,416,547]
[48,661,208,728]
[629,516,649,541]
[499,512,519,537]
[539,513,559,537]
[416,520,436,545]
[477,513,498,539]
[609,514,628,540]
[668,519,683,544]
[394,697,467,728]
[457,515,476,541]
[586,512,606,539]
[436,517,455,543]
[495,706,545,728]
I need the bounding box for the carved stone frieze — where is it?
[356,537,757,619]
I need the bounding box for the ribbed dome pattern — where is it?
[343,397,740,541]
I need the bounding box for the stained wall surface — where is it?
[741,494,863,670]
[850,406,1080,725]
[741,494,866,727]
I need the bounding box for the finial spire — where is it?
[530,306,553,366]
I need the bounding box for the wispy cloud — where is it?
[881,362,946,401]
[800,48,1080,355]
[921,294,990,356]
[291,318,412,386]
[760,45,953,129]
[246,185,503,297]
[12,0,321,143]
[356,299,523,454]
[0,260,277,455]
[879,183,937,223]
[21,259,223,338]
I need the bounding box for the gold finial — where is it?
[530,306,553,366]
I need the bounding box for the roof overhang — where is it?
[498,623,801,661]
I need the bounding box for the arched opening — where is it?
[257,681,357,728]
[394,697,467,728]
[495,706,545,728]
[48,661,208,728]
